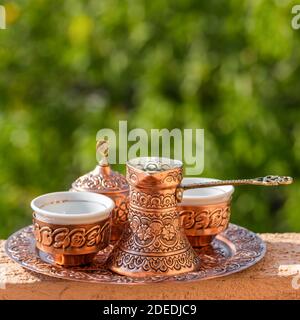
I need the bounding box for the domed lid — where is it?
[71,139,129,194]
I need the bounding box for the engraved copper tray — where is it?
[5,224,266,284]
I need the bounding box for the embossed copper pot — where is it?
[71,140,129,243]
[31,191,114,266]
[107,158,293,277]
[108,157,202,277]
[178,178,234,247]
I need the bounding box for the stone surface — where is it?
[1,233,300,300]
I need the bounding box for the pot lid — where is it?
[71,139,129,194]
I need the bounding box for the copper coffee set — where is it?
[6,139,293,280]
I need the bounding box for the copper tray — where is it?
[5,224,266,284]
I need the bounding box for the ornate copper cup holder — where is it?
[5,223,266,284]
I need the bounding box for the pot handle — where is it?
[175,175,293,202]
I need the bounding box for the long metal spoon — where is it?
[179,175,293,191]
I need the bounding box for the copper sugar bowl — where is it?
[71,140,129,243]
[108,157,203,277]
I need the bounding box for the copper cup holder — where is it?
[178,177,234,247]
[31,191,114,266]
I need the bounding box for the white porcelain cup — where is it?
[31,191,115,266]
[178,178,234,247]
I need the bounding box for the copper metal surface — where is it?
[176,174,293,246]
[107,158,200,277]
[33,217,111,266]
[178,200,231,247]
[71,140,129,243]
[5,223,266,284]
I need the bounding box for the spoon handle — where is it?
[179,175,294,190]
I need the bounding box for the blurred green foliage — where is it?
[0,0,299,238]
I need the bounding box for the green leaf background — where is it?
[0,0,299,237]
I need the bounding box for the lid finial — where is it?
[71,138,129,192]
[96,138,109,166]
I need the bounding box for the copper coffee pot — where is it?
[108,157,201,277]
[108,157,293,277]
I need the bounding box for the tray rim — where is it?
[5,223,266,285]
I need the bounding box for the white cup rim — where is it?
[180,177,234,205]
[31,191,115,225]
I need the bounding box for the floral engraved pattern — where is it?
[179,204,231,231]
[69,229,86,248]
[126,170,139,185]
[73,171,128,192]
[126,166,182,187]
[33,219,110,251]
[150,222,162,236]
[161,171,183,185]
[52,228,70,248]
[129,218,140,233]
[130,191,177,209]
[112,197,129,225]
[109,248,199,273]
[39,226,53,246]
[162,224,176,241]
[109,164,201,275]
[124,212,186,253]
[86,226,101,246]
[137,225,152,241]
[5,224,266,284]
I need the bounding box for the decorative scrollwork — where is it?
[33,219,110,253]
[73,172,128,192]
[112,196,129,225]
[119,213,182,252]
[254,175,293,185]
[179,205,231,231]
[126,167,139,185]
[126,166,182,187]
[5,224,266,284]
[108,249,199,273]
[130,191,177,209]
[161,171,183,185]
